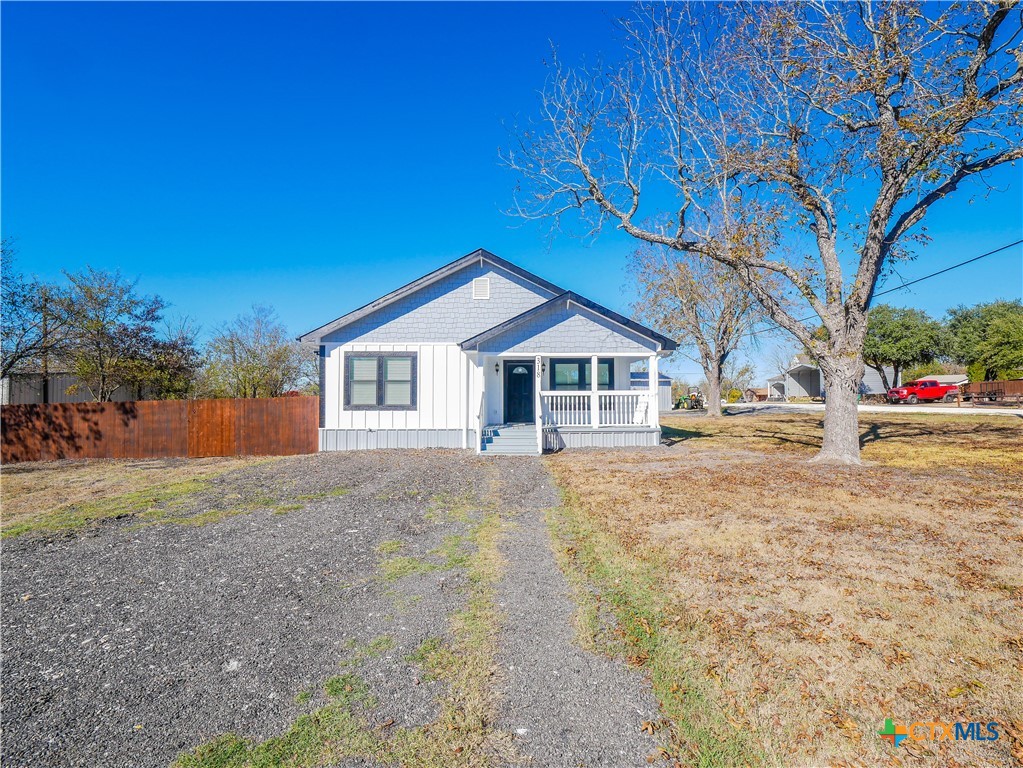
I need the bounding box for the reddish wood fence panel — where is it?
[963,380,1023,398]
[1,397,317,464]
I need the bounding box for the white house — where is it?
[298,249,677,455]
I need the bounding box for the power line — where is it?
[741,238,1023,340]
[872,239,1022,298]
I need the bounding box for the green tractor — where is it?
[676,387,706,410]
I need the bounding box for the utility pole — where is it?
[40,286,50,404]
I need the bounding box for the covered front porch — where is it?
[459,291,677,455]
[475,353,662,454]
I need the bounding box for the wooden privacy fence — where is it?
[1,397,318,464]
[961,380,1023,404]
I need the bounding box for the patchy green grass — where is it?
[375,539,403,555]
[379,555,435,581]
[323,674,373,707]
[0,456,262,536]
[173,480,512,768]
[424,493,476,524]
[295,487,350,501]
[293,690,312,706]
[430,534,471,569]
[137,494,301,529]
[173,675,379,768]
[0,456,322,538]
[338,635,396,668]
[404,636,449,682]
[2,479,211,538]
[378,534,471,582]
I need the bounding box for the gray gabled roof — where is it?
[630,371,673,385]
[459,291,678,352]
[297,248,565,343]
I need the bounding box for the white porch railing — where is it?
[540,391,653,428]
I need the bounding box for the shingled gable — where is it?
[297,248,564,343]
[459,291,678,352]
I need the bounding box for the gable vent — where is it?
[472,277,490,300]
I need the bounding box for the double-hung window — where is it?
[550,358,614,391]
[345,352,417,410]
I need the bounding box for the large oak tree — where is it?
[508,1,1023,463]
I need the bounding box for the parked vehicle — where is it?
[887,378,960,404]
[680,387,705,410]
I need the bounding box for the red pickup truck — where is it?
[887,378,960,404]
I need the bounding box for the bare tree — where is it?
[628,242,762,416]
[1,241,73,380]
[507,2,1023,463]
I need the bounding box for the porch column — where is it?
[535,355,543,453]
[590,355,599,428]
[648,354,659,428]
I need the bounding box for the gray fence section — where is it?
[319,428,472,451]
[0,374,150,405]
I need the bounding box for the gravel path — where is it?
[2,452,662,768]
[491,458,660,767]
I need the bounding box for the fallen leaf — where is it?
[641,720,661,735]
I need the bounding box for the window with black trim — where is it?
[344,352,417,410]
[550,358,614,391]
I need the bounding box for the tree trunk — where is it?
[811,354,864,465]
[867,362,890,391]
[704,363,723,417]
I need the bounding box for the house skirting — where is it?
[543,426,660,451]
[319,429,473,451]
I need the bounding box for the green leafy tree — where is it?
[862,304,945,390]
[946,300,1023,381]
[64,267,167,401]
[198,305,313,398]
[147,318,203,399]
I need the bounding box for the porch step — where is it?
[480,425,540,456]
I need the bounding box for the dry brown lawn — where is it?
[547,411,1023,767]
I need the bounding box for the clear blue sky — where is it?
[3,2,1021,381]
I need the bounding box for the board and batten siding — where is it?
[322,342,468,432]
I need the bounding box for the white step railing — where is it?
[540,391,653,428]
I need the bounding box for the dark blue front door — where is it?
[504,361,534,423]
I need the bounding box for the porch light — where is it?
[541,362,546,373]
[494,362,500,374]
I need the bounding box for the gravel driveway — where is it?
[1,451,659,768]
